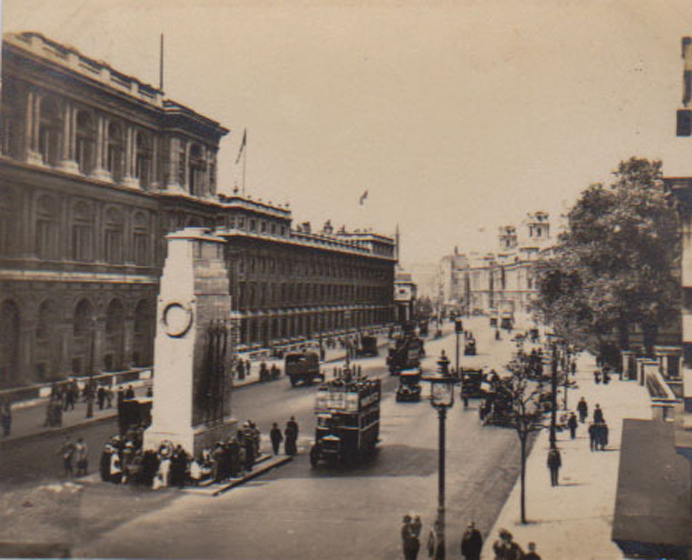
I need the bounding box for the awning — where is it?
[612,419,691,559]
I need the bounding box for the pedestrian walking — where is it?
[523,542,542,560]
[284,416,299,456]
[58,435,76,478]
[577,397,588,423]
[75,437,88,477]
[2,402,12,437]
[427,519,442,560]
[567,412,578,440]
[401,514,420,560]
[597,421,609,451]
[588,423,598,452]
[125,385,135,400]
[244,359,251,379]
[547,447,561,487]
[492,529,523,560]
[594,369,601,384]
[97,385,106,410]
[593,404,604,424]
[460,521,483,560]
[270,422,283,455]
[105,386,113,408]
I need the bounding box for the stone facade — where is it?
[438,211,552,322]
[0,32,396,390]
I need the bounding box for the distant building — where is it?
[438,211,553,323]
[0,32,396,390]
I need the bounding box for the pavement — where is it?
[481,350,652,560]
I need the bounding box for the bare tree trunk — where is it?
[520,434,527,524]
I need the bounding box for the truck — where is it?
[386,335,424,374]
[310,372,381,467]
[356,335,379,358]
[285,352,325,387]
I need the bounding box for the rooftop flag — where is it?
[235,129,247,164]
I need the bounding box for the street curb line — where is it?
[212,455,293,496]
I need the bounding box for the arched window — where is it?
[106,122,124,183]
[38,97,62,166]
[35,194,59,259]
[0,300,20,386]
[36,299,58,341]
[133,299,153,366]
[133,212,150,266]
[188,143,206,197]
[73,299,93,338]
[0,187,17,256]
[104,299,125,371]
[135,131,152,188]
[75,110,96,175]
[71,201,94,262]
[104,207,124,264]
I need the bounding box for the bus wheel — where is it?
[309,445,321,468]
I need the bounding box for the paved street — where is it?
[1,318,529,559]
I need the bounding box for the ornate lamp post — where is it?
[422,353,457,560]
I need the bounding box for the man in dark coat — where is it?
[285,416,299,456]
[567,412,578,440]
[588,423,598,452]
[547,447,562,487]
[460,521,483,560]
[577,397,588,423]
[401,514,420,560]
[593,404,604,424]
[270,422,284,455]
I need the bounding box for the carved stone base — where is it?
[144,417,237,457]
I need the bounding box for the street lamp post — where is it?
[422,354,457,560]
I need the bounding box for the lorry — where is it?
[396,367,422,402]
[285,352,325,387]
[310,372,381,467]
[386,335,425,374]
[356,335,379,358]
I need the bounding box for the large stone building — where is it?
[0,32,396,390]
[438,211,552,323]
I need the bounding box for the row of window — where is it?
[236,281,391,309]
[236,252,391,281]
[2,89,216,196]
[0,190,153,265]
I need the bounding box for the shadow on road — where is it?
[280,444,438,480]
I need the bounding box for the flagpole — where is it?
[242,141,247,196]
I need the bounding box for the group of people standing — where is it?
[577,397,609,452]
[401,517,540,560]
[58,434,89,478]
[270,416,299,456]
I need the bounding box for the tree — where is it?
[504,355,546,524]
[533,157,680,356]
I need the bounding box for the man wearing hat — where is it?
[401,514,420,560]
[492,529,523,560]
[461,520,483,560]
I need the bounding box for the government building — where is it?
[437,211,553,324]
[0,32,396,390]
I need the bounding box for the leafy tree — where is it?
[532,157,680,356]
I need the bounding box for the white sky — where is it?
[5,0,692,265]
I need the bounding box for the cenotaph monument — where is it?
[144,228,236,456]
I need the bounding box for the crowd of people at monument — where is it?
[92,416,299,489]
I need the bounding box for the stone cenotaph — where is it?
[144,228,235,456]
